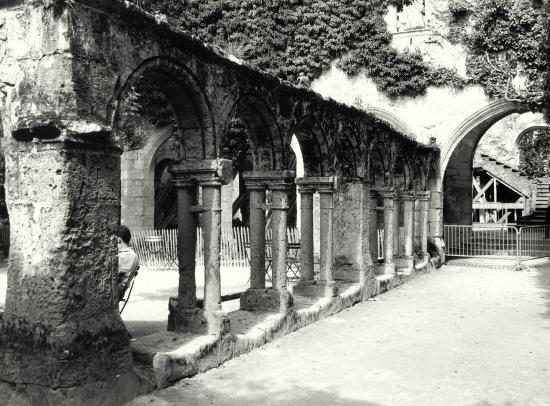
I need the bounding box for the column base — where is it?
[240,288,293,313]
[0,313,132,391]
[396,256,415,273]
[414,253,430,265]
[332,256,360,282]
[205,310,231,336]
[167,298,206,332]
[293,280,338,298]
[378,261,395,275]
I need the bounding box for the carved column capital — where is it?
[170,159,233,187]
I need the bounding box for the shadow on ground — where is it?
[131,379,386,406]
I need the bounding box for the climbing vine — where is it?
[135,0,547,106]
[450,0,547,108]
[139,0,466,98]
[518,128,550,177]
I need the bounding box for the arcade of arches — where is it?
[0,1,545,405]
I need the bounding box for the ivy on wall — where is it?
[518,128,550,177]
[139,0,466,98]
[135,0,548,107]
[544,0,550,119]
[449,0,547,108]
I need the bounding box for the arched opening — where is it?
[114,58,215,231]
[442,101,528,224]
[221,94,282,228]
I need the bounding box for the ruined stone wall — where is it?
[475,112,549,168]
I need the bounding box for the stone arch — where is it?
[290,116,329,176]
[365,106,416,139]
[224,94,285,171]
[442,100,528,224]
[114,57,216,230]
[516,125,550,146]
[394,157,409,192]
[113,57,216,159]
[369,142,391,187]
[335,125,360,179]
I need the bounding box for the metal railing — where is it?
[518,225,550,260]
[443,224,550,261]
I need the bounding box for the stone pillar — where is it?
[369,190,379,272]
[360,182,376,289]
[318,186,338,296]
[393,194,401,258]
[168,175,202,331]
[382,190,396,275]
[270,184,291,291]
[248,185,267,289]
[298,186,314,282]
[0,134,133,395]
[414,197,421,255]
[200,176,229,335]
[168,160,232,334]
[293,177,338,297]
[240,171,295,313]
[429,190,445,261]
[417,191,431,262]
[396,192,415,272]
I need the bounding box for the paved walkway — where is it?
[129,265,550,406]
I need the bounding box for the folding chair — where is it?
[119,266,139,315]
[285,242,301,281]
[244,241,272,283]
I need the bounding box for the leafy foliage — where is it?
[451,0,547,107]
[139,0,466,97]
[117,79,179,150]
[220,117,251,172]
[134,0,548,106]
[518,128,550,177]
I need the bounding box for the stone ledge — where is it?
[133,256,440,391]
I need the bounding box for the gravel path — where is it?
[129,265,550,406]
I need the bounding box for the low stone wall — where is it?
[136,256,442,389]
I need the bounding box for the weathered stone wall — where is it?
[475,112,548,168]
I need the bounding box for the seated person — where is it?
[114,225,140,300]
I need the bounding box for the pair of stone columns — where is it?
[372,188,431,275]
[293,177,338,298]
[240,171,295,313]
[167,159,233,335]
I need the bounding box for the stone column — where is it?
[429,190,445,262]
[298,186,315,282]
[240,171,295,313]
[369,190,379,273]
[0,134,133,394]
[200,176,229,335]
[168,160,232,334]
[417,191,431,262]
[414,197,421,255]
[318,186,338,296]
[396,191,415,272]
[248,184,267,289]
[393,194,401,258]
[270,184,290,291]
[360,182,376,291]
[382,189,396,275]
[293,177,338,297]
[168,174,202,331]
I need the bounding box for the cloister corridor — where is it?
[124,264,550,406]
